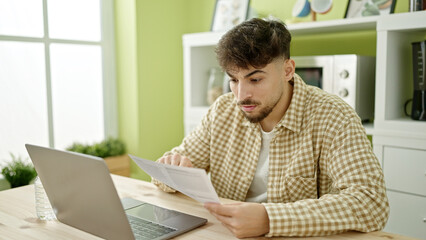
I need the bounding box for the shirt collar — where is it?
[276,74,306,133]
[239,73,306,133]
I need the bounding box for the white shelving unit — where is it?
[372,11,426,240]
[183,12,426,239]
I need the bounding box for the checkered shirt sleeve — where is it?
[152,75,389,236]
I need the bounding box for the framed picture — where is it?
[345,0,396,18]
[211,0,251,32]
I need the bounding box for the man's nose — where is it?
[237,81,252,101]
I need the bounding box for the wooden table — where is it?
[0,175,418,240]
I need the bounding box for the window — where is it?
[0,0,116,165]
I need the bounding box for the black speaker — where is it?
[411,40,426,121]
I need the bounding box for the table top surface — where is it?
[0,175,418,240]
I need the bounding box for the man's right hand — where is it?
[157,153,193,168]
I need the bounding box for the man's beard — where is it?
[238,97,280,123]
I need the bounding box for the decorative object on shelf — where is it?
[292,0,312,18]
[409,0,426,11]
[211,0,250,32]
[292,0,333,21]
[345,0,396,18]
[66,138,130,176]
[410,40,426,121]
[311,0,333,20]
[207,67,224,105]
[1,153,37,188]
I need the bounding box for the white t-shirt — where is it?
[245,129,275,203]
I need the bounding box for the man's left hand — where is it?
[204,202,270,238]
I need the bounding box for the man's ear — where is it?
[284,59,295,82]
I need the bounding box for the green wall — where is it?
[115,0,217,181]
[115,0,409,181]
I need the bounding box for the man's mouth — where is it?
[241,105,256,112]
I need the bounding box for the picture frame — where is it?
[344,0,396,18]
[211,0,251,32]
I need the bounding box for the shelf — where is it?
[183,32,223,47]
[287,15,378,35]
[374,118,426,140]
[183,12,426,46]
[183,15,379,47]
[378,11,426,32]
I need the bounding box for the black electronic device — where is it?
[411,40,426,121]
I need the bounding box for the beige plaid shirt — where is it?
[153,74,389,237]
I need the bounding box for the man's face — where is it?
[227,58,293,123]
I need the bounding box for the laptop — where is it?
[25,144,207,240]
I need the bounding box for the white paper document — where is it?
[129,155,220,204]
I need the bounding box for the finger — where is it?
[164,155,172,165]
[204,203,236,217]
[213,214,246,238]
[157,157,165,164]
[211,211,234,226]
[204,202,219,210]
[179,156,193,167]
[171,154,181,166]
[206,203,242,217]
[210,211,242,237]
[209,210,243,237]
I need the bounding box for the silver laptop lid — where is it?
[26,144,135,240]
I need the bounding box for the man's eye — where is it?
[229,78,238,83]
[251,78,261,82]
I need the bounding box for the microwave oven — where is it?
[292,54,376,121]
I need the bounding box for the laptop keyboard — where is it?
[127,214,177,240]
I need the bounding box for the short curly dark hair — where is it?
[216,18,291,71]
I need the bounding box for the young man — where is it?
[153,18,389,238]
